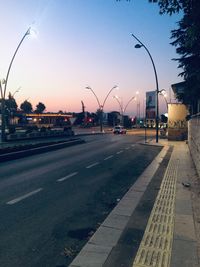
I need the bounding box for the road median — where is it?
[0,138,85,162]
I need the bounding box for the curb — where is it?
[69,145,170,267]
[0,138,85,162]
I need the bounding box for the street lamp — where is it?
[113,96,123,125]
[11,87,21,98]
[124,96,136,114]
[85,85,118,132]
[131,33,159,143]
[113,95,136,126]
[159,89,168,109]
[1,27,31,142]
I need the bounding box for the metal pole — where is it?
[85,86,101,131]
[123,96,136,114]
[1,28,30,142]
[131,33,159,143]
[113,96,123,126]
[86,86,117,132]
[101,85,118,132]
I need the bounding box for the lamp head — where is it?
[27,27,38,38]
[159,89,166,94]
[135,44,143,49]
[85,86,91,90]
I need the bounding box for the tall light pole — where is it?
[131,33,159,143]
[85,85,118,132]
[135,91,140,127]
[113,95,123,125]
[113,95,136,126]
[1,27,31,142]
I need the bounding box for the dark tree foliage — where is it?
[151,0,200,110]
[5,92,18,115]
[20,100,33,113]
[119,0,200,110]
[149,0,182,15]
[35,102,46,113]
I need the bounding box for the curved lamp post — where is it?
[113,95,123,125]
[124,96,136,114]
[85,85,118,132]
[1,27,31,142]
[11,86,21,98]
[113,95,136,126]
[159,89,168,110]
[131,33,159,143]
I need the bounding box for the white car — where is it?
[113,126,127,134]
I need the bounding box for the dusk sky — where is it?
[0,0,183,116]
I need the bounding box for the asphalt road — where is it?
[0,134,162,267]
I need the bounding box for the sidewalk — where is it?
[69,140,200,267]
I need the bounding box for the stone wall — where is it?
[188,113,200,177]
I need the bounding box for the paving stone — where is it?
[89,226,122,246]
[171,239,198,267]
[102,214,130,230]
[174,214,196,241]
[69,244,112,267]
[175,199,193,215]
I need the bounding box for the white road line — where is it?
[116,150,123,154]
[86,162,99,169]
[57,172,78,182]
[125,147,130,150]
[6,188,43,205]
[131,144,135,147]
[104,155,114,161]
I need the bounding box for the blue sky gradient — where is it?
[0,0,182,115]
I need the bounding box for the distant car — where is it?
[113,126,127,134]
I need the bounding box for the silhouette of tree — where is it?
[35,102,46,114]
[5,92,18,115]
[150,0,200,111]
[20,100,33,113]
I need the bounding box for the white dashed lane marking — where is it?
[86,162,100,169]
[57,172,78,182]
[6,188,43,205]
[104,155,114,161]
[116,150,123,154]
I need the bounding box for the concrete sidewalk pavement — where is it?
[69,140,200,267]
[132,140,199,267]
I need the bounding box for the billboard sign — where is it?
[146,91,156,119]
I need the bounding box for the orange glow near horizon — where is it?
[0,1,182,117]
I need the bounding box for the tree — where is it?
[20,100,33,113]
[148,0,183,15]
[149,0,200,112]
[120,0,200,112]
[35,102,46,114]
[5,92,18,116]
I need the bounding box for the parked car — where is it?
[113,126,127,134]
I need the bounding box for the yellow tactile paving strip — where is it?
[132,156,179,267]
